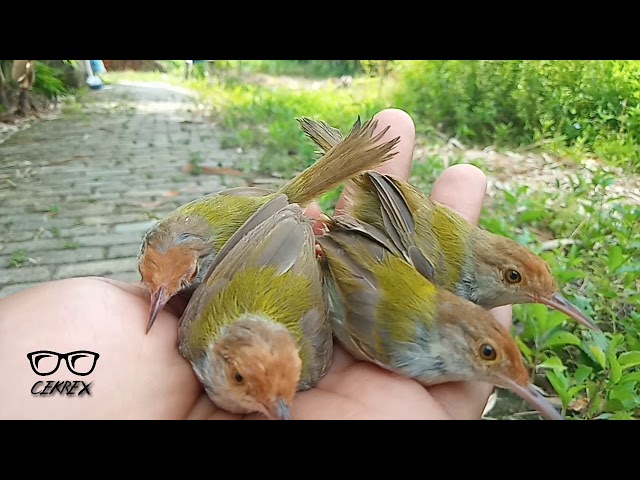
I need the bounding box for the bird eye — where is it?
[504,269,521,284]
[234,373,244,383]
[479,343,497,361]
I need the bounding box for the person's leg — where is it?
[0,277,200,419]
[185,60,193,80]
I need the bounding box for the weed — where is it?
[9,249,28,268]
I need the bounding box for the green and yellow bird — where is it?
[300,118,599,332]
[139,116,400,334]
[178,194,333,420]
[316,213,564,420]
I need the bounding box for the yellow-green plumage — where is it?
[178,194,333,393]
[372,255,439,347]
[318,215,439,366]
[185,266,315,371]
[178,192,274,253]
[413,198,472,290]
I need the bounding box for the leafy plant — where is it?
[9,249,28,268]
[33,62,68,99]
[393,60,640,173]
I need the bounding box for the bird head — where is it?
[139,242,202,334]
[469,231,599,331]
[438,292,564,420]
[203,318,302,420]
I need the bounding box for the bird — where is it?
[138,115,400,334]
[299,117,599,332]
[178,194,333,420]
[316,214,565,420]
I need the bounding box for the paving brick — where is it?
[30,247,106,266]
[113,220,157,233]
[0,238,66,255]
[107,271,142,283]
[53,258,136,279]
[57,225,112,237]
[0,197,58,210]
[81,213,149,225]
[13,218,82,232]
[107,244,142,259]
[75,232,144,247]
[0,282,46,298]
[37,204,116,217]
[0,230,37,243]
[94,184,132,194]
[0,266,53,285]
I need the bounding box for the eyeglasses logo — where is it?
[27,350,99,397]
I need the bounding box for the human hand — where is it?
[0,109,513,420]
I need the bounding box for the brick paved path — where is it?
[0,81,257,298]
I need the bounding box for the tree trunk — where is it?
[16,89,29,116]
[0,61,8,108]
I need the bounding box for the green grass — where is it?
[175,73,392,185]
[62,240,80,250]
[230,60,362,78]
[9,249,28,268]
[105,64,639,420]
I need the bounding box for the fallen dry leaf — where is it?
[568,397,589,413]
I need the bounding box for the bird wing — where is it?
[330,214,401,257]
[317,215,399,366]
[179,194,290,334]
[366,171,437,283]
[198,193,290,285]
[179,194,333,383]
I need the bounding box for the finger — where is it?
[303,201,329,235]
[303,202,322,220]
[424,164,514,419]
[334,108,416,215]
[428,163,487,225]
[431,165,515,333]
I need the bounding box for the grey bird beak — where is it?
[147,286,169,334]
[533,292,600,332]
[497,376,564,420]
[267,398,292,420]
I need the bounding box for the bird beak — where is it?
[147,287,169,334]
[533,292,600,332]
[497,376,564,420]
[266,398,292,420]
